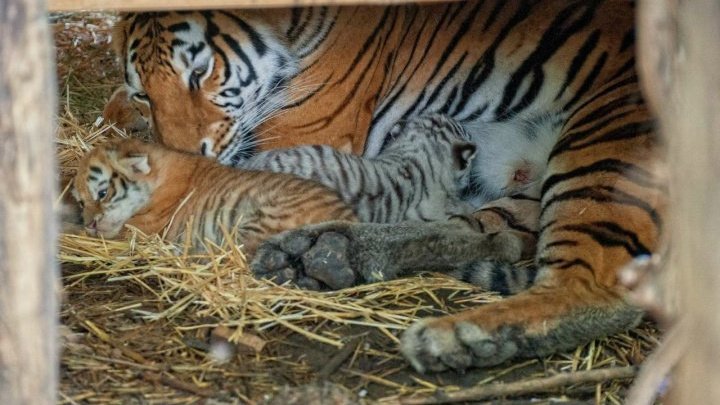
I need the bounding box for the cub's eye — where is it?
[132,92,149,102]
[77,200,85,209]
[97,189,108,200]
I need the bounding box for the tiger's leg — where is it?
[445,195,542,295]
[401,80,666,372]
[251,219,535,290]
[252,190,541,291]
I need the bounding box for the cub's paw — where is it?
[251,224,358,290]
[400,317,520,373]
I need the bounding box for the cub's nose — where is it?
[85,219,97,235]
[200,139,216,157]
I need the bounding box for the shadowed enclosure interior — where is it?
[2,0,718,404]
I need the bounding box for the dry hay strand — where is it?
[54,12,660,404]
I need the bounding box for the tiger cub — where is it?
[241,114,477,223]
[71,139,356,255]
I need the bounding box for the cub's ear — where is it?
[452,143,477,170]
[119,154,151,175]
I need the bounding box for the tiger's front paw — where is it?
[400,317,520,373]
[251,224,358,290]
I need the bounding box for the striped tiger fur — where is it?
[109,0,666,372]
[71,139,356,255]
[242,114,477,222]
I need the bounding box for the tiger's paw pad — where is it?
[400,318,520,373]
[251,230,356,290]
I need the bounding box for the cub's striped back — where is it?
[242,114,476,223]
[72,139,356,255]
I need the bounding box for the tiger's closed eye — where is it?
[192,65,208,78]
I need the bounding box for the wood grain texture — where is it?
[637,0,720,403]
[48,0,460,12]
[0,0,59,403]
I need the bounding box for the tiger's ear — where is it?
[119,154,151,175]
[452,143,477,171]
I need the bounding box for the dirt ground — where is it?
[53,12,658,405]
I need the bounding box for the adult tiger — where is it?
[109,0,666,372]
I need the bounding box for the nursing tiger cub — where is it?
[71,139,356,255]
[109,0,666,373]
[242,114,476,223]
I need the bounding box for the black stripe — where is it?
[335,8,392,85]
[608,57,636,83]
[287,7,313,42]
[568,93,640,129]
[187,42,205,59]
[479,206,534,234]
[370,12,437,131]
[543,240,579,249]
[557,221,651,257]
[549,120,653,161]
[509,194,540,202]
[402,3,481,118]
[570,75,639,120]
[541,185,663,231]
[304,8,395,131]
[202,14,232,84]
[537,257,594,272]
[222,33,258,86]
[453,1,534,116]
[220,11,268,57]
[541,158,664,196]
[495,0,603,120]
[295,7,333,59]
[171,38,186,48]
[490,263,510,295]
[168,22,190,32]
[482,1,506,32]
[620,28,635,53]
[555,29,601,101]
[562,50,608,111]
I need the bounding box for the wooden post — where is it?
[638,0,720,403]
[0,0,59,403]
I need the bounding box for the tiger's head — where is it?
[72,139,154,238]
[113,11,298,164]
[389,114,477,190]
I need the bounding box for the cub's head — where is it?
[113,11,298,164]
[102,87,152,132]
[390,114,477,188]
[72,140,154,238]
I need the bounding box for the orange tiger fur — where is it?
[72,139,356,255]
[101,87,151,132]
[108,0,666,372]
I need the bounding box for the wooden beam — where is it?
[637,0,720,403]
[48,0,458,12]
[0,0,59,403]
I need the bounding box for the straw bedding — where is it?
[53,13,659,404]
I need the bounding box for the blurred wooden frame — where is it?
[47,0,459,12]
